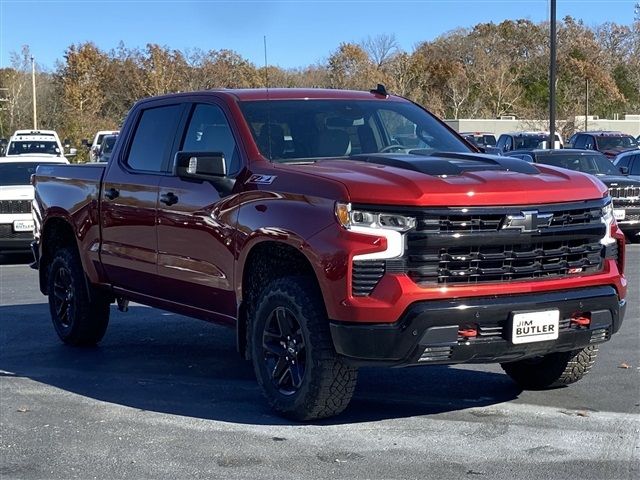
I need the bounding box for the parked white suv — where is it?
[0,157,69,254]
[2,130,75,163]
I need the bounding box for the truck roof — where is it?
[11,130,59,140]
[137,88,407,104]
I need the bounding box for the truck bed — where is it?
[32,163,108,288]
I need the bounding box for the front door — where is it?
[155,103,242,320]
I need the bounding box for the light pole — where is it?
[548,0,557,149]
[31,55,37,130]
[584,78,589,131]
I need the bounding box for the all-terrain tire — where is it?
[250,276,358,421]
[47,247,111,346]
[501,345,599,389]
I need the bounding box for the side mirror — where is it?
[63,138,71,148]
[81,139,90,148]
[174,151,227,181]
[619,166,629,175]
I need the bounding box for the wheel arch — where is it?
[38,216,83,295]
[236,239,325,359]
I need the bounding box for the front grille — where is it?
[0,224,33,239]
[405,201,606,285]
[352,260,385,296]
[609,186,640,199]
[408,239,603,284]
[0,200,31,214]
[421,204,600,233]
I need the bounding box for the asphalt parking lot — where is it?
[0,248,638,480]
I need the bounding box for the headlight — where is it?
[335,202,416,232]
[600,200,615,246]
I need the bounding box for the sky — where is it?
[0,0,637,71]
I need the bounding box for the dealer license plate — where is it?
[13,220,34,232]
[511,309,560,344]
[614,209,625,221]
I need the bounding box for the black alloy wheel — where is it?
[262,306,307,395]
[47,247,111,346]
[52,264,75,331]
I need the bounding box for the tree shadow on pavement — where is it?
[0,303,521,426]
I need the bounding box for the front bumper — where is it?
[330,286,625,367]
[0,237,34,253]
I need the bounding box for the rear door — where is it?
[155,101,243,319]
[100,102,186,295]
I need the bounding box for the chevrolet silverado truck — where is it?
[32,87,627,420]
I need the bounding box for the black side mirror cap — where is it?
[619,166,629,175]
[174,151,227,180]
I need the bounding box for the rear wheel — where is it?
[250,276,358,421]
[501,345,599,389]
[47,247,111,346]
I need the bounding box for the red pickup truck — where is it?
[32,87,627,420]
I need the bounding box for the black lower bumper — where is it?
[0,237,34,254]
[330,286,626,367]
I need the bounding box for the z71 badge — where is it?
[246,174,277,185]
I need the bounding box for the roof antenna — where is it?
[370,83,388,97]
[264,35,272,160]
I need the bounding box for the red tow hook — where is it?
[570,314,591,327]
[458,327,478,339]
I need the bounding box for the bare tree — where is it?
[361,34,399,68]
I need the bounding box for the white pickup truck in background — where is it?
[0,130,71,254]
[87,130,119,162]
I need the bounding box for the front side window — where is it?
[126,104,183,172]
[181,104,240,174]
[239,99,471,162]
[631,155,640,175]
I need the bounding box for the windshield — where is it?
[0,162,65,186]
[239,99,472,161]
[8,140,60,156]
[514,135,559,150]
[597,136,638,150]
[538,153,620,176]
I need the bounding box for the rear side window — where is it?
[126,105,183,172]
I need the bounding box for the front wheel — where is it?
[47,247,111,346]
[501,345,599,389]
[250,276,358,421]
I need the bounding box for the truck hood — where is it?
[282,153,607,206]
[0,185,34,201]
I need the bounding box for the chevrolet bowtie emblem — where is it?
[503,210,553,232]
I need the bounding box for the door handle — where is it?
[160,192,179,206]
[104,188,119,200]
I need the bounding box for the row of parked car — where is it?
[461,130,640,239]
[0,129,119,255]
